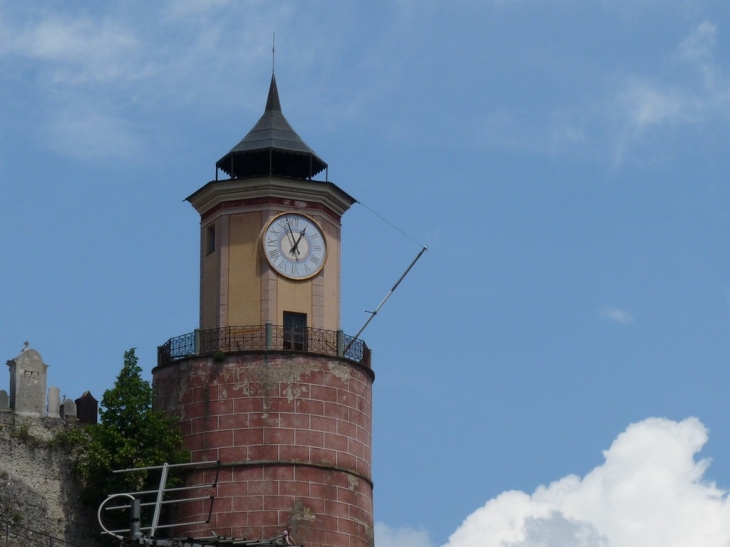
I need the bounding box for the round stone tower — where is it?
[153,75,374,547]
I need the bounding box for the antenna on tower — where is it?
[272,31,276,74]
[344,201,428,353]
[345,246,426,354]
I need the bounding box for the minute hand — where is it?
[284,218,297,249]
[290,228,306,260]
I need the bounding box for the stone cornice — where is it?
[187,176,356,220]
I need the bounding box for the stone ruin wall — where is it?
[1,344,103,546]
[0,411,104,547]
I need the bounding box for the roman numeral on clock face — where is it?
[263,213,327,280]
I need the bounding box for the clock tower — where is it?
[191,74,355,333]
[153,76,375,547]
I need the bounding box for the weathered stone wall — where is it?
[0,411,105,546]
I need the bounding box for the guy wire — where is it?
[355,200,426,248]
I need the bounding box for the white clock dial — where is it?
[262,213,327,280]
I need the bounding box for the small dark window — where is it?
[283,312,307,351]
[206,225,216,255]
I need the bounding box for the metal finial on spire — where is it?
[272,31,276,74]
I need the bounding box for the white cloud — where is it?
[475,20,730,165]
[610,21,729,164]
[679,21,717,62]
[616,21,726,136]
[609,80,694,165]
[620,81,688,131]
[600,306,634,325]
[442,417,730,547]
[161,0,232,20]
[376,522,432,547]
[45,108,141,161]
[0,2,288,160]
[0,1,394,161]
[0,13,150,85]
[0,4,727,165]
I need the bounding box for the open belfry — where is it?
[153,74,374,547]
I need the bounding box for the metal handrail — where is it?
[158,325,370,369]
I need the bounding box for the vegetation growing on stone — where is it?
[57,348,189,509]
[9,422,38,446]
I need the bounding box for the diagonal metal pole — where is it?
[345,246,427,354]
[150,463,169,538]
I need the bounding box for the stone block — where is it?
[247,444,279,461]
[263,427,295,445]
[0,389,8,411]
[6,344,48,417]
[279,444,309,461]
[47,387,61,418]
[61,399,77,422]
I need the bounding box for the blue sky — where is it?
[2,1,730,546]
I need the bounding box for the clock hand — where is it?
[290,227,307,259]
[284,217,297,250]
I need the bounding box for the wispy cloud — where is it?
[610,21,729,164]
[161,0,232,20]
[679,21,717,62]
[620,82,687,131]
[0,3,290,161]
[442,417,729,547]
[475,19,730,166]
[600,306,634,325]
[0,2,392,161]
[0,14,150,85]
[1,4,727,166]
[44,107,142,161]
[376,523,432,547]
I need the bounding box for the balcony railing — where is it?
[157,325,370,368]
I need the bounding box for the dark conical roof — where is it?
[216,75,328,180]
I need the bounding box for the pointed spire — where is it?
[215,75,327,180]
[265,74,281,113]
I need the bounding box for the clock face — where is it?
[262,212,327,280]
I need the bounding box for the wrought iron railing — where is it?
[158,325,370,369]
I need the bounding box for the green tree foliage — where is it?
[62,349,189,509]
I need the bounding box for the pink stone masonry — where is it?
[153,352,374,547]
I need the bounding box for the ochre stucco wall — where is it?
[228,212,262,327]
[201,218,221,329]
[200,206,343,332]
